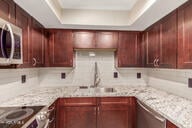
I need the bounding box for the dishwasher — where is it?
[137,100,166,128]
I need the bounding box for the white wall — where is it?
[0,68,39,103]
[147,68,192,100]
[39,51,147,87]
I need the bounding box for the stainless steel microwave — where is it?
[0,18,23,65]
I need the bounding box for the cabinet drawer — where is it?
[100,97,129,105]
[59,98,97,106]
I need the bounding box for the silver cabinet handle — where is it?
[1,23,15,62]
[153,59,157,67]
[32,58,37,66]
[156,59,160,67]
[43,119,49,128]
[137,100,165,122]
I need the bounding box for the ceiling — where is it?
[57,0,138,10]
[13,0,188,30]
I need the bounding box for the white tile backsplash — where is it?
[0,68,39,103]
[39,51,147,87]
[0,51,192,101]
[147,68,192,100]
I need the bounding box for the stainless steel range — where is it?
[0,106,50,128]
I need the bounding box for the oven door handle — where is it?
[0,23,15,62]
[43,119,50,128]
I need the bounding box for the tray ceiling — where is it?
[14,0,188,30]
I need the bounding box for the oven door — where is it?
[0,23,15,65]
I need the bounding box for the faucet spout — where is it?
[93,62,100,88]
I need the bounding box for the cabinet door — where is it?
[146,24,160,67]
[98,97,136,128]
[73,30,95,49]
[178,1,192,68]
[60,107,97,128]
[117,32,141,67]
[166,120,178,128]
[15,5,32,68]
[48,30,73,67]
[57,98,97,128]
[31,19,44,67]
[159,11,177,68]
[0,0,15,24]
[96,31,118,48]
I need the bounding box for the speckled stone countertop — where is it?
[0,86,192,128]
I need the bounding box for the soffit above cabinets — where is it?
[57,0,138,11]
[14,0,188,30]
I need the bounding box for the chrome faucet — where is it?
[92,62,100,88]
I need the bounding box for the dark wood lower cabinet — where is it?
[98,97,136,128]
[166,120,178,128]
[56,97,136,128]
[57,98,97,128]
[98,105,129,128]
[61,107,97,128]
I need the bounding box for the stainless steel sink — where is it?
[94,87,117,93]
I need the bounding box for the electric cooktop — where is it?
[0,106,44,128]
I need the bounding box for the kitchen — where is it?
[0,0,192,128]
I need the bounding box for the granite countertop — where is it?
[0,86,192,128]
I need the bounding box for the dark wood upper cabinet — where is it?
[46,29,73,67]
[177,1,192,68]
[15,5,32,68]
[117,32,141,67]
[95,31,118,49]
[159,11,177,68]
[0,0,15,24]
[73,30,118,49]
[145,12,177,69]
[166,120,178,128]
[145,24,160,67]
[31,19,44,67]
[73,30,95,49]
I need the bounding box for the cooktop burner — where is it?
[0,108,34,123]
[0,106,44,128]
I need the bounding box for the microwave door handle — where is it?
[6,24,15,61]
[1,24,15,62]
[0,25,6,58]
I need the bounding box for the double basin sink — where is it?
[79,86,117,93]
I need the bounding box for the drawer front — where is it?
[59,98,97,106]
[100,97,130,105]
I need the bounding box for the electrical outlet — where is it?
[21,75,26,83]
[61,73,66,79]
[188,78,192,88]
[114,72,118,78]
[137,73,141,79]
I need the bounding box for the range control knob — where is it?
[36,114,47,121]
